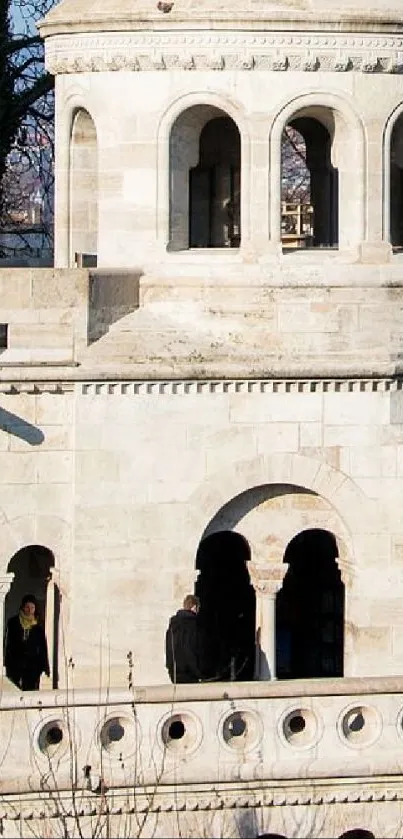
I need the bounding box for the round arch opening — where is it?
[195,531,256,681]
[5,544,59,688]
[276,528,345,679]
[169,105,241,250]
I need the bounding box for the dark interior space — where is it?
[195,530,255,681]
[276,528,344,679]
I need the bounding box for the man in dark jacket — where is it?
[165,594,202,684]
[5,594,50,691]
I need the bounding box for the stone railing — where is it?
[2,675,403,796]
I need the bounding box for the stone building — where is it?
[2,0,403,835]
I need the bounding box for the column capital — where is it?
[249,562,286,597]
[0,573,14,601]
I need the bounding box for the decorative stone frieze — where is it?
[79,378,403,396]
[44,32,403,75]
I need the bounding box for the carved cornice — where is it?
[45,32,403,74]
[0,378,401,396]
[3,779,403,820]
[0,382,74,395]
[80,378,403,396]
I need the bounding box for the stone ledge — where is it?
[4,673,403,710]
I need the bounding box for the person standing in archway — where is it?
[4,594,50,690]
[165,594,203,684]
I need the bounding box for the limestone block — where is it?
[299,422,322,447]
[324,424,381,446]
[256,423,299,454]
[229,393,322,424]
[324,393,389,426]
[75,450,121,484]
[36,452,74,484]
[36,483,73,519]
[35,394,74,426]
[0,453,36,484]
[348,445,397,478]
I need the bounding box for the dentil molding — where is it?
[45,31,403,74]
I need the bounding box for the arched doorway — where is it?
[195,531,255,681]
[275,529,344,679]
[5,545,59,686]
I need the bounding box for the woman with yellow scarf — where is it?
[4,594,50,690]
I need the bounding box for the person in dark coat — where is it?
[165,594,203,684]
[4,594,50,691]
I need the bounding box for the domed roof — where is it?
[40,0,403,37]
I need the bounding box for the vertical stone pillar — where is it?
[45,569,56,688]
[0,573,14,673]
[243,119,272,257]
[358,119,390,262]
[249,563,286,681]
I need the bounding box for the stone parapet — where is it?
[1,675,403,835]
[4,266,403,380]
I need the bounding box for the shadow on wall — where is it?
[0,408,44,445]
[87,270,142,343]
[202,484,315,538]
[5,545,60,689]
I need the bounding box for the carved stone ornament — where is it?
[249,562,286,597]
[44,32,403,75]
[0,573,14,599]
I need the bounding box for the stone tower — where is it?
[1,0,403,836]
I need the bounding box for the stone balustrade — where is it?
[2,675,403,797]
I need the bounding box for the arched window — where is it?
[70,108,98,267]
[276,529,344,679]
[195,531,255,680]
[5,545,59,687]
[390,113,403,249]
[169,106,241,250]
[281,115,338,250]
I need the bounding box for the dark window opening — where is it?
[276,528,344,679]
[0,324,8,349]
[195,531,255,681]
[390,115,403,250]
[189,117,241,249]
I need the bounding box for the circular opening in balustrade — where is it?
[280,707,321,749]
[160,712,202,755]
[36,719,68,760]
[339,705,381,748]
[99,715,138,760]
[220,710,262,752]
[46,726,64,746]
[288,714,306,735]
[168,720,185,740]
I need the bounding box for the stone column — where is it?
[243,119,272,258]
[45,568,60,689]
[0,573,14,673]
[359,118,391,262]
[249,563,286,681]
